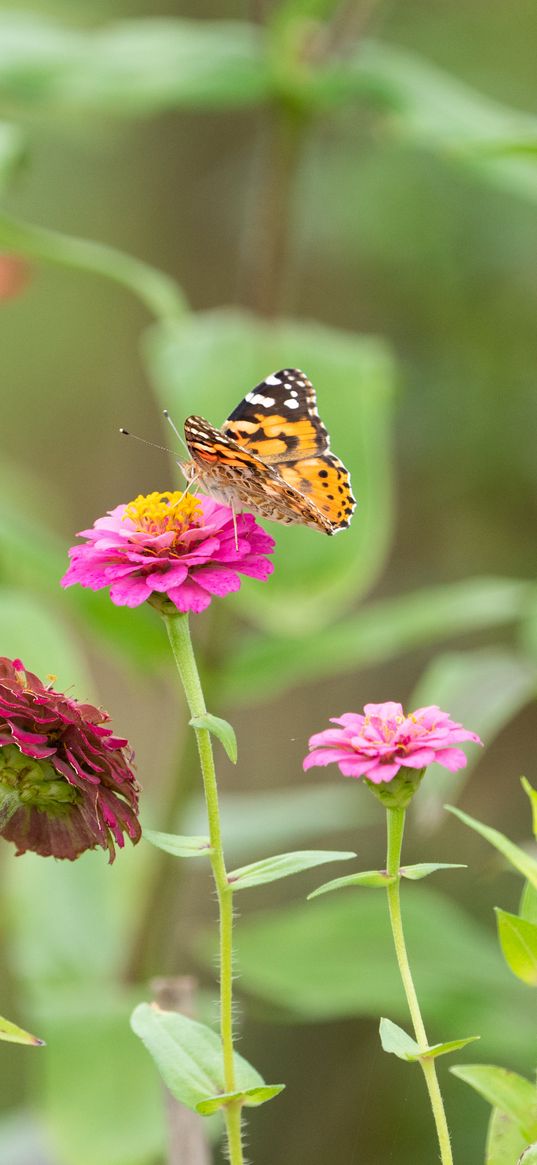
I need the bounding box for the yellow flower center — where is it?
[123,491,202,537]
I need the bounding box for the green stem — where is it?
[164,610,244,1165]
[0,210,187,322]
[385,807,454,1165]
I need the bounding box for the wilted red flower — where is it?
[61,491,275,614]
[304,702,482,785]
[0,658,141,862]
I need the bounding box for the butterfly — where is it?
[181,368,355,535]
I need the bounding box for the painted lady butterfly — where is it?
[182,369,355,535]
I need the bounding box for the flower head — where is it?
[304,701,482,788]
[0,658,141,861]
[62,491,275,614]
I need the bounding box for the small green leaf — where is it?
[400,863,467,880]
[486,1107,528,1165]
[521,778,537,840]
[451,1065,537,1142]
[144,831,212,858]
[131,1004,283,1114]
[520,883,537,925]
[379,1018,420,1060]
[379,1018,478,1062]
[0,1015,44,1046]
[495,908,537,986]
[446,806,537,890]
[196,1085,284,1115]
[190,714,237,764]
[308,870,396,898]
[228,850,356,891]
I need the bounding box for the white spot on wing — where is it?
[285,398,299,409]
[247,393,275,407]
[264,374,282,386]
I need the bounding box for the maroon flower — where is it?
[0,658,141,862]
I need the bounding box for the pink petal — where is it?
[308,728,347,748]
[360,761,402,784]
[193,565,241,596]
[432,747,469,772]
[398,748,436,768]
[108,577,151,607]
[167,578,213,613]
[303,747,358,770]
[363,701,404,719]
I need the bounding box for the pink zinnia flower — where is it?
[62,491,274,614]
[0,658,141,862]
[304,701,481,785]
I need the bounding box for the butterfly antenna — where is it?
[163,409,189,455]
[119,429,177,457]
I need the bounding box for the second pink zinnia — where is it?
[304,701,482,785]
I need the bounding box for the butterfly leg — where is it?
[231,502,239,552]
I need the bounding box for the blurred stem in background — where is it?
[239,101,309,317]
[0,211,188,323]
[164,609,244,1165]
[386,807,454,1165]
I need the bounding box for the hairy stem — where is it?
[385,807,454,1165]
[164,611,244,1165]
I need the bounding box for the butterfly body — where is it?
[182,369,355,535]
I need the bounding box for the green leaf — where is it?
[0,1015,44,1046]
[145,308,395,633]
[446,806,537,891]
[227,850,356,891]
[144,831,212,859]
[520,883,537,925]
[400,863,467,880]
[379,1018,478,1062]
[325,40,537,203]
[379,1018,420,1060]
[189,713,237,764]
[308,869,396,898]
[451,1065,537,1142]
[308,864,466,894]
[412,649,537,823]
[521,778,537,840]
[495,908,537,986]
[131,1003,284,1114]
[486,1107,528,1165]
[218,578,532,705]
[0,16,270,114]
[197,1084,284,1116]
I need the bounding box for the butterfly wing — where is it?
[183,367,355,534]
[278,454,356,532]
[183,415,334,533]
[222,368,329,464]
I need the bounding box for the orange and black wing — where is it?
[221,368,329,465]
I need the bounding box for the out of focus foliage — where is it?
[0,2,536,1164]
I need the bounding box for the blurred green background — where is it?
[0,2,536,1163]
